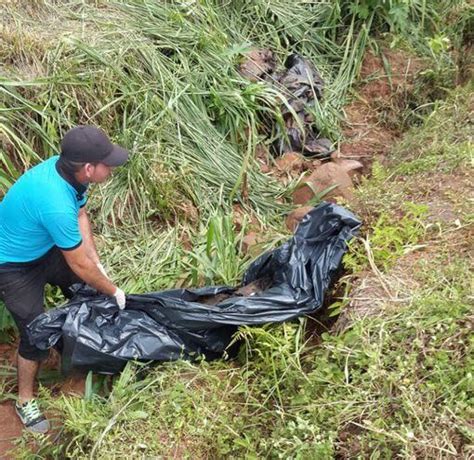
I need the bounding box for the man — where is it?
[0,125,128,433]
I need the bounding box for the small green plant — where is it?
[0,301,15,334]
[235,321,307,388]
[344,201,428,272]
[186,212,249,286]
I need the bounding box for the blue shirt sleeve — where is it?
[79,194,88,208]
[41,211,82,250]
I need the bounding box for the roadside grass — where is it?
[5,82,472,459]
[391,83,473,171]
[1,1,472,457]
[347,83,472,224]
[13,258,472,458]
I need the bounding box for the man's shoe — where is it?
[15,399,50,433]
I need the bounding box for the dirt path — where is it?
[0,342,19,459]
[340,48,424,172]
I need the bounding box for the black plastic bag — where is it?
[273,54,333,158]
[28,203,360,374]
[238,50,333,158]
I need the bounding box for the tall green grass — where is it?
[3,0,467,218]
[10,83,473,459]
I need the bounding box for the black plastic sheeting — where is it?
[28,203,360,374]
[238,50,333,158]
[273,54,333,158]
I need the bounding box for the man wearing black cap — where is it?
[0,126,129,433]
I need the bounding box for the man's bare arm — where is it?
[78,207,100,265]
[61,243,116,296]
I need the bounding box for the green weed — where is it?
[0,301,15,333]
[186,211,249,286]
[344,201,428,273]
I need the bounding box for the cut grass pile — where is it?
[1,1,470,222]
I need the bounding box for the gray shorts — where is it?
[0,247,80,361]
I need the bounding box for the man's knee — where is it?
[18,340,49,362]
[10,310,48,362]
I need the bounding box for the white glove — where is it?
[97,263,108,278]
[113,288,126,310]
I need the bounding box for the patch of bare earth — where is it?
[0,402,24,459]
[0,343,87,458]
[340,49,425,173]
[0,342,19,459]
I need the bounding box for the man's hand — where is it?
[97,263,125,309]
[61,243,126,309]
[113,288,126,310]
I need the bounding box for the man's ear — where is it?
[83,163,94,179]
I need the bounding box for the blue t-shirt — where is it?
[0,156,88,264]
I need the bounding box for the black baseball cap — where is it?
[60,125,129,166]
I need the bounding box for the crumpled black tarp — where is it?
[273,54,333,157]
[239,51,333,158]
[28,203,360,374]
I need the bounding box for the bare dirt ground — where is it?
[0,342,21,459]
[0,401,23,459]
[340,48,425,172]
[0,343,86,458]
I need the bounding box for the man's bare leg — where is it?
[17,354,40,404]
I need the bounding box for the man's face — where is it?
[84,163,114,183]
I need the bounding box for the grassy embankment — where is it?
[0,0,472,457]
[0,0,377,330]
[11,83,469,460]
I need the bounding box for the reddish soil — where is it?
[339,49,425,173]
[59,373,86,396]
[0,342,17,397]
[286,206,314,232]
[0,342,19,458]
[0,342,16,366]
[0,399,66,459]
[292,162,354,204]
[0,342,87,457]
[0,402,23,459]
